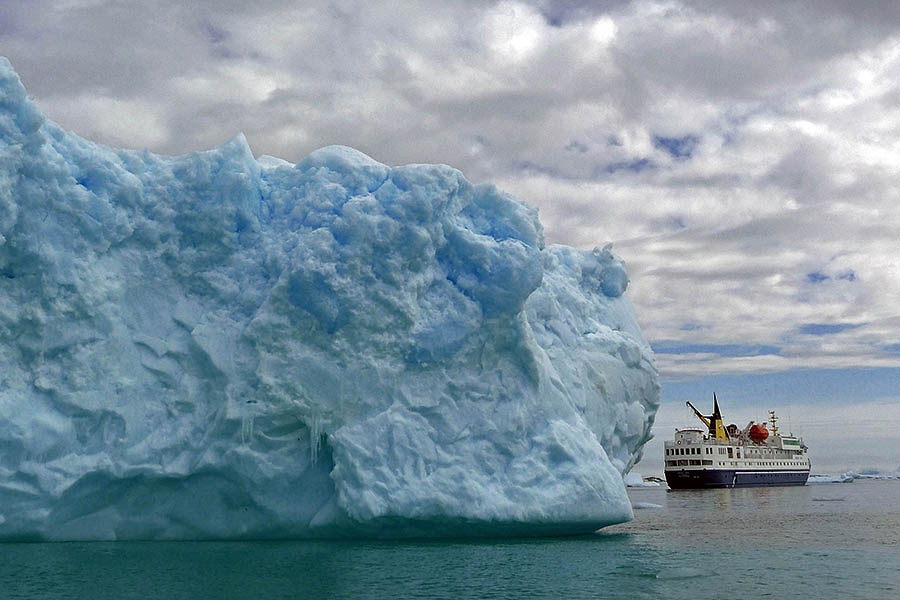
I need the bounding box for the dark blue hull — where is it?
[665,468,809,489]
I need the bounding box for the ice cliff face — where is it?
[0,58,658,540]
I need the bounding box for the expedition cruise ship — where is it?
[664,396,810,488]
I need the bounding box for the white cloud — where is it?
[3,0,900,376]
[39,94,169,150]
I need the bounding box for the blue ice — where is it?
[0,58,658,539]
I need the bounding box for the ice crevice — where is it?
[0,57,659,540]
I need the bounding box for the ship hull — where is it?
[665,468,809,489]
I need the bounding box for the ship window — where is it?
[702,460,712,465]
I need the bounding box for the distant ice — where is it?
[807,469,900,484]
[807,473,855,484]
[632,502,662,509]
[624,471,661,487]
[0,58,659,540]
[847,469,900,480]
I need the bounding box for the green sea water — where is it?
[2,480,898,599]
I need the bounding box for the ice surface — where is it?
[0,58,659,540]
[624,471,660,487]
[807,469,900,484]
[807,473,855,484]
[847,469,900,480]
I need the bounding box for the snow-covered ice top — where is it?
[0,58,659,540]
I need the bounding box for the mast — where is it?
[711,394,728,440]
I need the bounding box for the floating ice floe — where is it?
[807,473,855,484]
[846,469,900,480]
[624,471,661,487]
[808,469,900,484]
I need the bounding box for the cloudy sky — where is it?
[3,0,899,472]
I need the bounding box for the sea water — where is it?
[1,480,897,599]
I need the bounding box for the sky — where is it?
[2,0,899,473]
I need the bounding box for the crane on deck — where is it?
[685,394,729,441]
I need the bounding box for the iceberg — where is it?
[0,58,659,540]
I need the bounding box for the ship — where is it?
[664,395,810,488]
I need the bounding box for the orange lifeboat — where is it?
[748,423,769,442]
